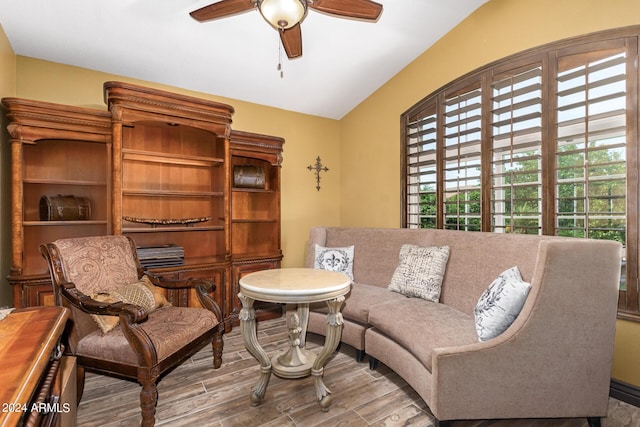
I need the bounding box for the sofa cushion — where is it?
[314,244,354,280]
[388,245,450,302]
[309,283,406,324]
[474,266,531,342]
[368,297,478,371]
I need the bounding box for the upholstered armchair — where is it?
[40,235,224,427]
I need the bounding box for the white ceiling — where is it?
[0,0,488,119]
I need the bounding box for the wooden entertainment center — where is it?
[3,81,284,329]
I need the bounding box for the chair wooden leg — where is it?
[356,349,365,363]
[212,327,224,369]
[139,380,158,427]
[76,366,85,404]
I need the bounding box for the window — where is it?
[401,28,639,317]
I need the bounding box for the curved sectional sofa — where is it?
[304,226,622,426]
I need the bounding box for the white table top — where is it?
[239,268,351,303]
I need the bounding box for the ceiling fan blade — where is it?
[309,0,382,21]
[280,24,303,59]
[190,0,255,22]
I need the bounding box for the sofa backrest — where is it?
[305,227,570,315]
[423,229,558,314]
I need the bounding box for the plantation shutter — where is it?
[405,103,438,228]
[490,65,544,234]
[443,84,482,231]
[554,41,634,311]
[555,48,627,241]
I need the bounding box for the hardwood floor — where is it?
[77,316,640,426]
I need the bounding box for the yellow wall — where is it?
[340,0,640,227]
[340,0,640,385]
[0,24,14,97]
[0,23,15,307]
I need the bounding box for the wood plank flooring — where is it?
[77,316,640,426]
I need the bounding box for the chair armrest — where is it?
[59,282,148,324]
[145,273,223,320]
[145,272,213,291]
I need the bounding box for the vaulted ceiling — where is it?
[0,0,488,119]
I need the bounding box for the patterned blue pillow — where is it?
[474,266,531,341]
[314,244,354,280]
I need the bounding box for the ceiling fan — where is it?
[190,0,383,59]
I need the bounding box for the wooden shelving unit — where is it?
[229,129,284,323]
[3,98,112,308]
[3,83,284,329]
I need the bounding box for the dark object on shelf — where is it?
[39,195,91,221]
[233,165,265,189]
[140,258,185,269]
[123,216,210,228]
[137,244,185,268]
[137,244,185,259]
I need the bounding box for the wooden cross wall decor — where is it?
[307,156,329,191]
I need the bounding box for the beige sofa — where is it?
[304,227,622,426]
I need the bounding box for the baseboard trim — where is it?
[611,379,640,408]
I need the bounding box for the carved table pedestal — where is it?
[238,268,351,411]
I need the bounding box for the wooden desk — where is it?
[0,306,69,427]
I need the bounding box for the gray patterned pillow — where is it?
[474,266,531,342]
[388,244,450,302]
[314,244,354,280]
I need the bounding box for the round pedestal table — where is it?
[238,268,351,411]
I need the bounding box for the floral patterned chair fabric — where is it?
[53,235,140,295]
[41,235,224,427]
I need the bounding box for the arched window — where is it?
[401,27,639,317]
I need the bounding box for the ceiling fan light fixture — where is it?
[258,0,307,30]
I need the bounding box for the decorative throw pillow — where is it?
[474,266,531,342]
[314,244,354,280]
[89,293,121,334]
[388,244,450,302]
[90,275,170,334]
[136,275,171,308]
